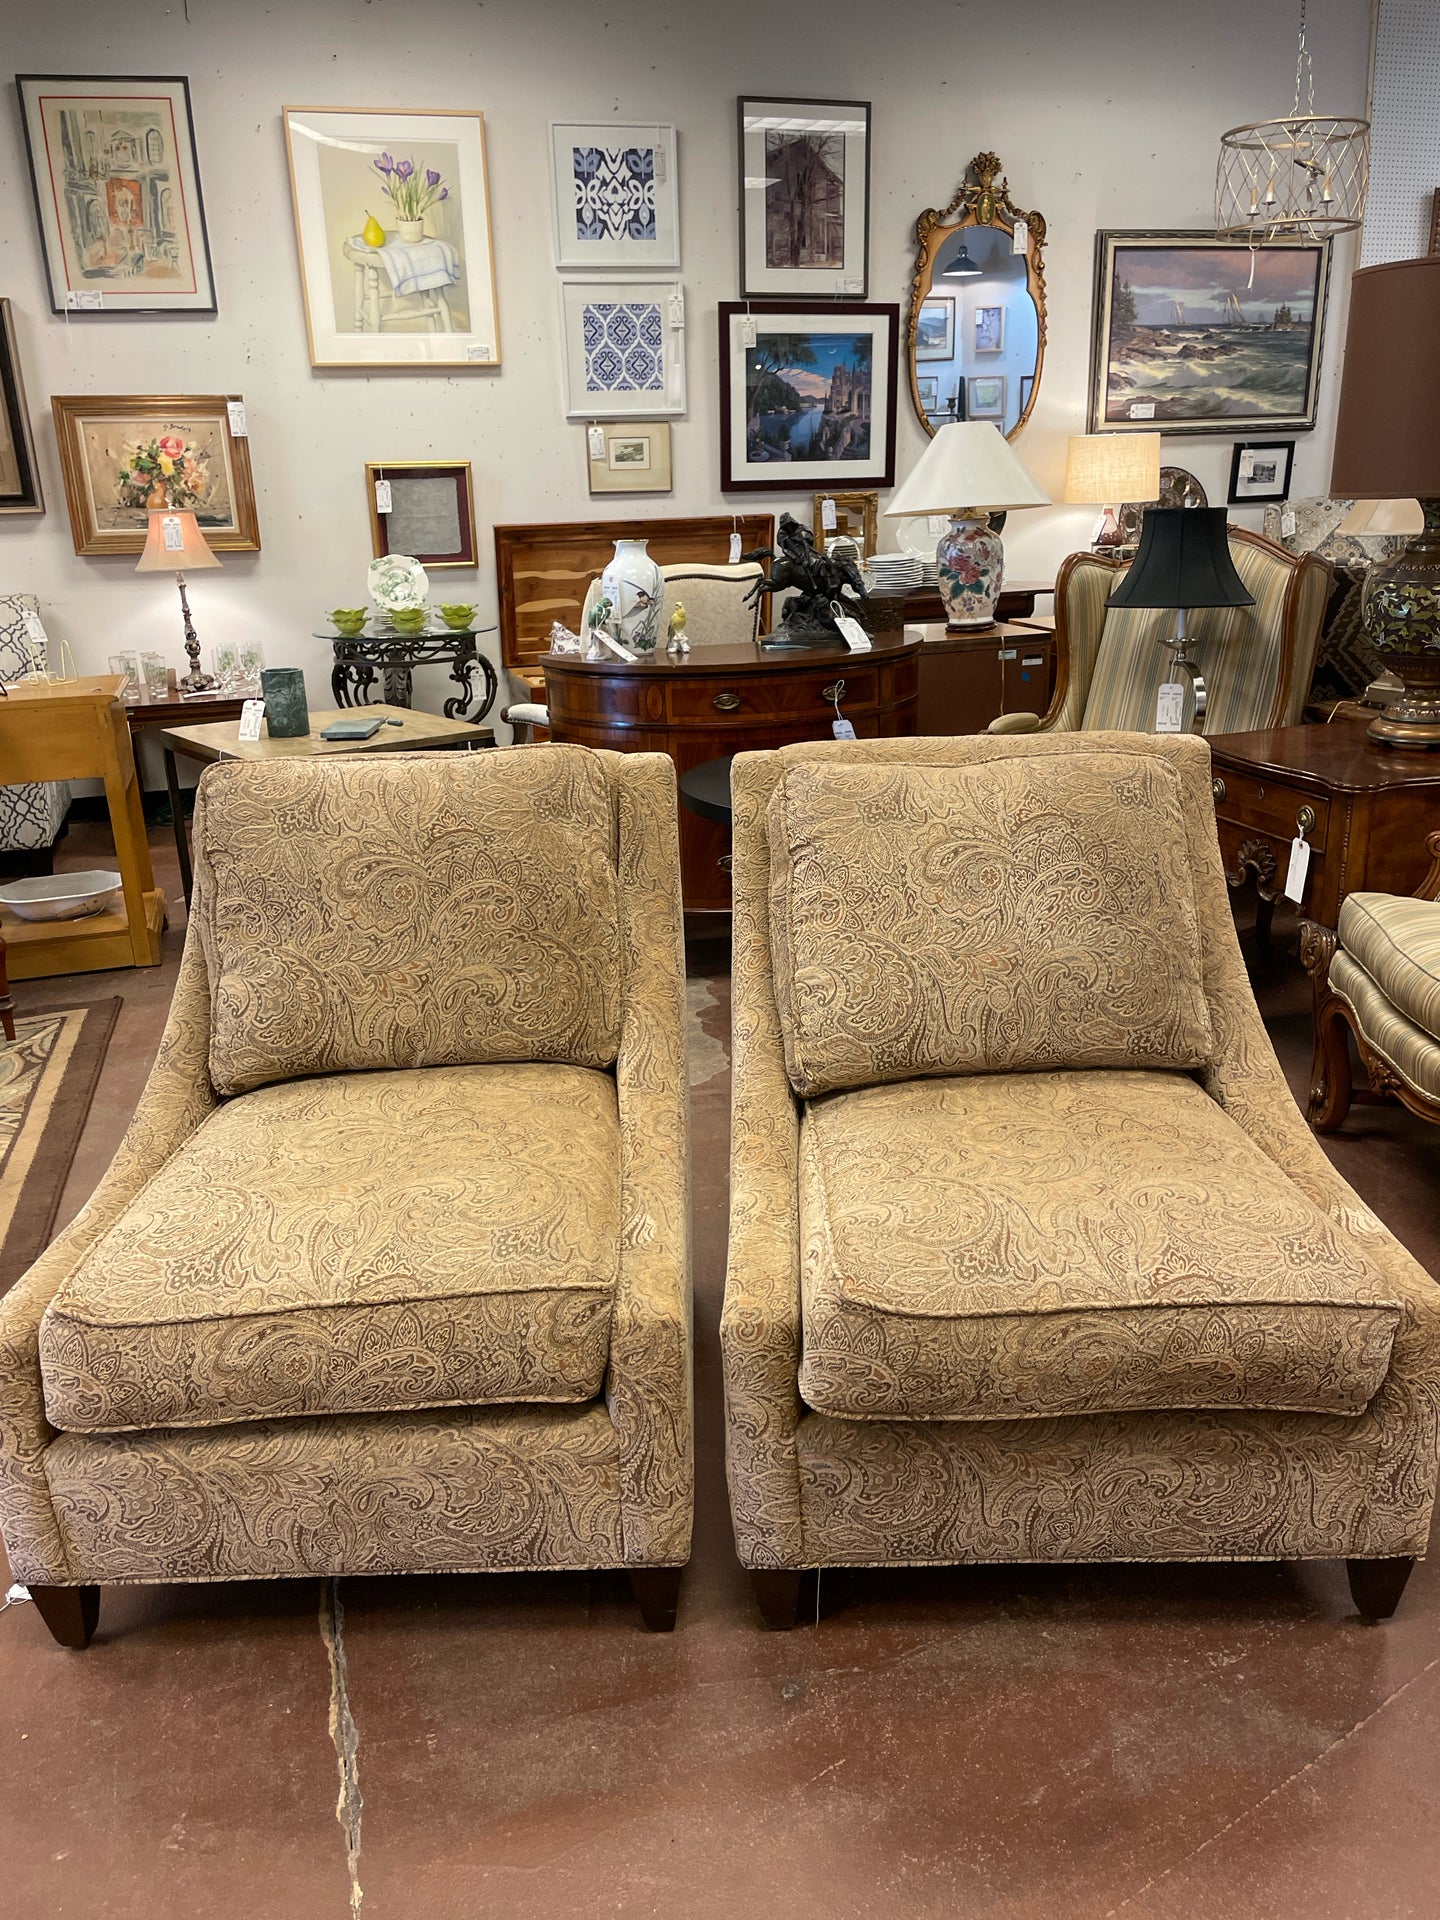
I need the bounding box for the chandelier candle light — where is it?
[135,509,222,693]
[1064,434,1161,551]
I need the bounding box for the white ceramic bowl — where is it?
[0,869,123,921]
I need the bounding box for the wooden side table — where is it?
[906,621,1056,734]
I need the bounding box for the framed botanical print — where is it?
[17,75,217,314]
[967,374,1007,418]
[914,295,955,361]
[560,280,686,418]
[737,96,870,297]
[284,106,499,369]
[974,304,1005,353]
[0,303,44,515]
[1088,231,1331,434]
[51,394,260,556]
[1228,439,1295,504]
[365,460,477,567]
[549,123,679,270]
[586,421,673,495]
[719,300,898,492]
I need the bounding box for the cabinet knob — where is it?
[717,853,734,872]
[1296,803,1316,836]
[821,679,847,705]
[1211,777,1226,803]
[712,691,741,712]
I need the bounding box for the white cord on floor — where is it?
[0,1582,32,1612]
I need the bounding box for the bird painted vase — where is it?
[599,538,665,654]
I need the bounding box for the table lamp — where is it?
[884,422,1050,629]
[1328,253,1440,749]
[135,508,221,693]
[1064,433,1161,551]
[1106,506,1254,732]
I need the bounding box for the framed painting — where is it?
[1088,231,1332,435]
[916,374,939,411]
[737,96,870,297]
[915,295,955,361]
[1228,439,1295,505]
[0,303,44,515]
[549,123,679,270]
[560,280,686,419]
[51,394,260,556]
[719,300,897,492]
[283,106,499,369]
[365,460,476,567]
[974,303,1005,353]
[967,375,1007,418]
[586,421,673,495]
[17,75,216,315]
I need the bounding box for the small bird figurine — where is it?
[667,602,690,655]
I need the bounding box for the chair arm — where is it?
[987,711,1043,735]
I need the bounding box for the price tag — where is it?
[374,479,393,514]
[667,286,685,329]
[832,716,857,740]
[653,145,667,185]
[820,496,837,531]
[163,514,185,553]
[587,425,606,459]
[729,533,742,564]
[1128,400,1156,420]
[1155,681,1186,732]
[66,289,104,310]
[22,610,48,647]
[1281,509,1298,538]
[226,399,248,437]
[1284,834,1311,904]
[466,343,493,361]
[740,316,757,348]
[831,603,872,652]
[927,514,950,536]
[237,699,266,742]
[1011,218,1029,254]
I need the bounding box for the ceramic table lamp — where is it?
[1106,506,1254,733]
[884,422,1049,629]
[1064,433,1161,550]
[135,509,221,693]
[1328,253,1440,749]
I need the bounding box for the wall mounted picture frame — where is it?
[719,299,897,492]
[737,96,870,297]
[914,295,955,361]
[586,421,673,495]
[916,374,939,411]
[549,122,679,270]
[366,460,477,567]
[283,105,499,370]
[967,374,1007,418]
[560,280,686,419]
[1228,439,1295,504]
[17,74,217,315]
[974,304,1005,353]
[0,303,44,515]
[1088,230,1331,435]
[51,393,260,556]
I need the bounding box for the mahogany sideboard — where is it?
[543,630,922,910]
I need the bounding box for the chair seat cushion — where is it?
[798,1070,1399,1421]
[1331,951,1440,1100]
[39,1064,621,1434]
[1338,892,1440,1045]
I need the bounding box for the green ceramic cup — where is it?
[329,608,367,637]
[439,603,477,630]
[388,607,428,634]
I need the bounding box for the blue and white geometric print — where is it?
[582,301,665,393]
[573,146,657,243]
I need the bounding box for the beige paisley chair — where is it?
[722,732,1440,1628]
[0,746,692,1646]
[991,527,1331,735]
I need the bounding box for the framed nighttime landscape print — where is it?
[719,300,897,491]
[1088,231,1332,435]
[737,97,870,297]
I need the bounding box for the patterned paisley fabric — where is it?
[40,1064,621,1433]
[799,1070,1398,1421]
[194,747,623,1096]
[1338,892,1440,1044]
[767,750,1213,1098]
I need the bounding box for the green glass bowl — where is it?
[388,607,428,634]
[438,603,477,630]
[329,608,368,637]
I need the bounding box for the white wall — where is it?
[0,0,1377,740]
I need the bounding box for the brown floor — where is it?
[3,819,1440,1919]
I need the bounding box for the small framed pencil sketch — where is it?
[1228,439,1295,504]
[586,422,673,495]
[283,105,499,369]
[737,96,870,297]
[0,302,44,514]
[549,123,679,270]
[17,74,217,314]
[366,460,477,567]
[560,280,686,418]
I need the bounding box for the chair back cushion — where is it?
[581,563,763,646]
[195,746,622,1095]
[767,745,1214,1097]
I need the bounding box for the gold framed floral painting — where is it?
[51,394,260,555]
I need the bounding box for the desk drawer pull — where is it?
[717,853,734,873]
[1296,803,1317,836]
[821,679,846,704]
[1212,777,1226,803]
[712,691,741,712]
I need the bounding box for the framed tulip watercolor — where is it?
[51,394,260,556]
[283,106,500,369]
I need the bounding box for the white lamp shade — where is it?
[885,421,1050,516]
[1063,433,1161,506]
[1336,497,1425,537]
[134,508,222,574]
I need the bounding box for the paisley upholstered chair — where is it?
[722,733,1440,1628]
[0,746,692,1645]
[990,527,1331,736]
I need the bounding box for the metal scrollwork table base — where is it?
[324,623,499,725]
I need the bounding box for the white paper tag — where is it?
[832,716,857,740]
[226,399,248,437]
[238,699,266,742]
[927,514,950,536]
[653,145,667,185]
[834,613,872,653]
[1155,681,1186,732]
[374,479,393,514]
[1128,400,1156,420]
[600,632,637,662]
[1011,219,1029,254]
[587,425,606,459]
[66,289,103,310]
[667,287,685,329]
[1284,835,1311,904]
[163,514,184,553]
[820,496,837,531]
[740,316,757,348]
[1281,509,1298,538]
[729,533,742,564]
[22,610,47,646]
[467,343,492,361]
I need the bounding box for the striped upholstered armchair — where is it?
[991,527,1332,736]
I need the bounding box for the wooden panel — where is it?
[1214,770,1331,851]
[665,663,878,725]
[494,515,775,670]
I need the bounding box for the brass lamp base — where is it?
[1367,700,1440,750]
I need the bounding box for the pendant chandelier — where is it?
[1215,0,1369,241]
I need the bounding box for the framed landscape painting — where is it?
[586,421,673,495]
[737,96,870,297]
[51,394,260,555]
[17,75,216,314]
[1088,231,1331,434]
[914,295,955,361]
[0,303,44,515]
[719,300,897,492]
[284,106,499,369]
[549,122,679,270]
[559,280,685,418]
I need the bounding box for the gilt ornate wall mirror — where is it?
[906,152,1047,441]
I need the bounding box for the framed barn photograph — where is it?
[365,460,476,567]
[549,122,679,270]
[737,96,870,297]
[1228,439,1295,504]
[51,393,259,555]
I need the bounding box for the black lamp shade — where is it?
[942,243,982,279]
[1106,507,1255,610]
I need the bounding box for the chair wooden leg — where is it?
[1299,922,1353,1132]
[752,1569,804,1631]
[1347,1556,1415,1621]
[28,1584,100,1649]
[628,1567,681,1632]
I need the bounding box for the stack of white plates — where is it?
[919,558,940,589]
[863,553,924,593]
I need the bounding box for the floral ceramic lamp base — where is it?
[937,515,1004,630]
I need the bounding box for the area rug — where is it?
[0,998,120,1293]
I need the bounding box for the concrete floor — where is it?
[2,818,1439,1919]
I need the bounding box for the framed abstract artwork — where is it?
[0,303,44,515]
[1088,231,1331,435]
[365,460,477,567]
[16,75,216,314]
[914,295,955,361]
[586,422,673,495]
[51,394,260,556]
[974,304,1005,353]
[559,280,686,419]
[737,96,870,297]
[967,374,1007,418]
[718,300,898,492]
[548,123,679,270]
[1228,439,1295,504]
[283,106,499,369]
